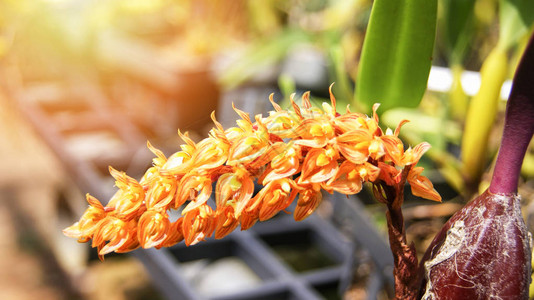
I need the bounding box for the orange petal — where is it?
[301,91,312,110]
[115,221,140,253]
[161,151,193,175]
[328,83,337,114]
[138,210,170,249]
[227,135,269,165]
[394,119,410,136]
[93,217,130,256]
[182,204,215,246]
[332,113,367,133]
[159,218,185,248]
[63,194,106,241]
[294,189,322,221]
[257,179,296,221]
[233,177,255,218]
[240,200,260,231]
[404,142,431,165]
[176,174,211,209]
[408,167,442,202]
[325,161,364,194]
[377,162,400,186]
[381,135,404,165]
[191,137,229,170]
[299,148,338,183]
[214,206,239,239]
[62,222,84,241]
[147,140,167,168]
[145,174,177,211]
[335,129,374,161]
[269,93,282,112]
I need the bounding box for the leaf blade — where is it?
[355,0,438,112]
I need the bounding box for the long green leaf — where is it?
[441,0,476,120]
[442,0,476,65]
[498,0,534,51]
[355,0,437,113]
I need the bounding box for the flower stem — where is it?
[386,205,418,299]
[375,166,419,299]
[490,34,534,195]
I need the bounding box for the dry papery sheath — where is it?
[63,85,441,259]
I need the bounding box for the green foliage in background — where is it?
[355,0,437,113]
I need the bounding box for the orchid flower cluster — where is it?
[63,86,441,258]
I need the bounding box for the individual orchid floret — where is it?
[64,84,441,258]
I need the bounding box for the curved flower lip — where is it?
[247,178,297,221]
[62,194,106,241]
[294,183,322,221]
[214,206,239,239]
[402,142,431,166]
[408,166,441,202]
[144,173,178,211]
[215,168,254,219]
[64,87,442,256]
[92,217,133,256]
[260,143,301,184]
[325,161,380,194]
[182,204,215,246]
[189,137,229,170]
[299,146,339,184]
[227,134,270,166]
[335,129,373,164]
[293,118,335,148]
[176,173,212,213]
[138,210,170,249]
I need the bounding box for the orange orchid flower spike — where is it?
[64,86,441,259]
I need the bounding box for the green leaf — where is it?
[355,0,438,113]
[277,73,296,103]
[327,45,354,110]
[218,29,311,90]
[498,0,534,51]
[441,0,476,65]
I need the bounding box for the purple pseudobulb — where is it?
[418,33,534,299]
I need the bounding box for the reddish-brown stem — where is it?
[376,165,419,299]
[386,204,419,300]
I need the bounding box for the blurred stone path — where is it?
[0,91,76,299]
[0,88,162,300]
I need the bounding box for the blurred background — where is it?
[0,0,532,299]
